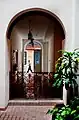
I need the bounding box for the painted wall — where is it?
[0,0,75,107]
[11,27,22,71]
[74,0,79,95]
[75,0,79,49]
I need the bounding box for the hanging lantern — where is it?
[28,31,33,40]
[28,20,34,47]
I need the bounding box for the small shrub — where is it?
[47,104,79,120]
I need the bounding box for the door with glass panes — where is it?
[34,50,41,72]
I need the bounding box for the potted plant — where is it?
[53,49,79,103]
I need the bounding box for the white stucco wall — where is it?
[0,0,75,107]
[74,0,79,95]
[74,0,79,49]
[11,27,22,71]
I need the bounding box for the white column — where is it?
[32,50,34,72]
[63,85,67,105]
[48,36,54,72]
[48,40,51,72]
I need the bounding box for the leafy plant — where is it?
[53,49,79,90]
[70,96,79,109]
[47,104,79,120]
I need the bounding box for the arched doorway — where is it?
[6,8,65,100]
[24,40,42,72]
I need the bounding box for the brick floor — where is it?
[0,106,52,120]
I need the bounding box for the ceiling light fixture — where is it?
[28,20,34,47]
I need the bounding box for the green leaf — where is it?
[74,115,79,120]
[57,80,63,87]
[54,74,59,79]
[47,109,51,114]
[61,107,65,110]
[77,106,79,109]
[65,82,69,90]
[59,109,63,113]
[76,58,79,62]
[61,110,66,116]
[71,110,76,115]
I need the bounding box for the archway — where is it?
[24,40,42,72]
[6,8,66,100]
[6,8,65,39]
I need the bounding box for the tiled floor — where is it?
[0,106,52,120]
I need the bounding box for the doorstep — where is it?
[9,99,63,106]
